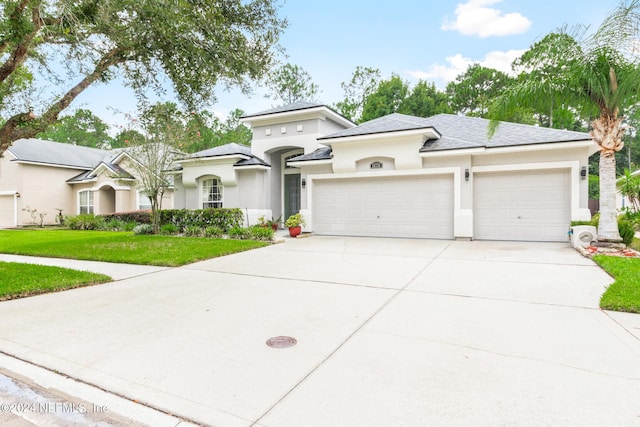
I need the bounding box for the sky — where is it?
[70,0,623,133]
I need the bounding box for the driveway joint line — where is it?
[250,241,454,426]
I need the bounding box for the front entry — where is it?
[284,173,301,220]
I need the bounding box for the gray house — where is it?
[172,102,597,242]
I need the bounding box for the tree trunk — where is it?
[597,151,622,242]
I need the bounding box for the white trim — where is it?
[179,154,250,164]
[472,161,582,221]
[319,128,440,146]
[241,106,355,129]
[419,148,486,157]
[287,159,333,167]
[420,140,596,158]
[11,160,91,171]
[233,164,270,171]
[67,177,98,185]
[306,167,461,230]
[93,181,130,191]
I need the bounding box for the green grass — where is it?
[595,254,640,313]
[0,262,111,301]
[0,229,268,267]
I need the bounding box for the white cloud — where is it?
[406,49,525,87]
[442,0,532,38]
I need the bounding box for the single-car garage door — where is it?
[313,174,454,239]
[474,169,570,242]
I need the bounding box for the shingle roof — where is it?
[188,142,252,158]
[419,114,592,152]
[241,101,326,118]
[288,147,333,162]
[8,138,110,169]
[318,113,593,151]
[319,113,440,140]
[185,143,270,167]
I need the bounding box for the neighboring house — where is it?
[0,139,173,227]
[173,101,597,242]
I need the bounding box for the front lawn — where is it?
[0,229,268,266]
[0,262,111,301]
[595,254,640,313]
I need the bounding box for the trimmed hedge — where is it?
[99,210,152,224]
[159,208,243,232]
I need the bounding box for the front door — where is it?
[284,173,301,221]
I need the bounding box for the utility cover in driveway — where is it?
[313,175,454,239]
[474,169,571,242]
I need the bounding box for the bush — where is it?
[99,210,152,224]
[228,226,250,240]
[103,218,126,231]
[184,225,203,237]
[133,224,154,235]
[618,219,635,246]
[123,221,138,231]
[66,214,105,230]
[160,208,243,232]
[204,226,224,238]
[160,223,179,235]
[248,225,274,241]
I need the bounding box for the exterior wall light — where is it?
[464,169,470,181]
[580,166,587,180]
[301,178,306,189]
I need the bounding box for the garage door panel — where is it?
[313,175,453,239]
[474,170,570,242]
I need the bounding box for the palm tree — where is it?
[491,1,640,242]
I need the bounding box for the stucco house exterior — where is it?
[173,101,598,242]
[0,139,173,227]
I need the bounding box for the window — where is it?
[202,178,223,208]
[138,192,152,210]
[79,190,94,214]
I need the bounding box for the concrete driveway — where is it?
[1,237,639,426]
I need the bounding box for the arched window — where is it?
[78,190,94,214]
[202,178,223,208]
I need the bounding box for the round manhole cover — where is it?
[266,336,297,349]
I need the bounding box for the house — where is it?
[0,139,173,227]
[173,101,597,242]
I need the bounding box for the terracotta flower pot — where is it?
[288,226,301,237]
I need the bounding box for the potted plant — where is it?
[284,213,305,237]
[267,215,282,231]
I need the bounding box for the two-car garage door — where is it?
[312,168,571,242]
[313,175,454,239]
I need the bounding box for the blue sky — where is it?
[72,0,622,132]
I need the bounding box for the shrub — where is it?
[99,210,152,224]
[160,223,179,235]
[104,218,126,231]
[66,214,105,230]
[133,224,154,235]
[184,225,203,237]
[248,225,274,241]
[160,208,243,232]
[228,226,250,240]
[618,219,635,246]
[204,226,224,238]
[123,221,138,231]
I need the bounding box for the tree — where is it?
[0,0,286,155]
[618,169,640,211]
[398,80,452,117]
[446,64,514,118]
[37,109,113,148]
[264,63,320,105]
[360,75,409,122]
[124,105,184,234]
[490,1,640,242]
[334,66,381,123]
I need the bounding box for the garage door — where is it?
[313,174,454,239]
[0,194,15,228]
[474,170,570,242]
